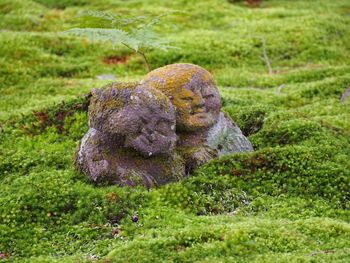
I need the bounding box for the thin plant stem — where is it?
[138,52,151,72]
[121,43,151,72]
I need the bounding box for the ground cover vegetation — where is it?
[0,0,349,262]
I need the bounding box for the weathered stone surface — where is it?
[175,113,253,173]
[141,63,221,132]
[76,83,185,187]
[89,83,177,157]
[141,63,253,172]
[76,64,253,187]
[76,128,184,187]
[207,112,254,155]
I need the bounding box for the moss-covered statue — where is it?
[76,63,253,187]
[141,63,253,173]
[75,83,185,188]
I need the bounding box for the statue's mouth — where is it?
[192,108,208,119]
[139,135,152,145]
[191,106,206,114]
[192,112,208,119]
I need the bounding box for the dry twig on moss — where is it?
[261,37,273,74]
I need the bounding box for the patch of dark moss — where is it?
[224,105,268,136]
[9,94,91,135]
[159,144,349,215]
[299,75,350,100]
[0,169,149,258]
[250,118,350,148]
[256,119,323,146]
[39,62,91,78]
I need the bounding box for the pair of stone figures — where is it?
[76,63,253,188]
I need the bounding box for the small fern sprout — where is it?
[63,11,178,72]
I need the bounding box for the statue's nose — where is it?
[149,133,156,142]
[193,92,205,109]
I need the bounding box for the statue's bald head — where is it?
[141,63,221,131]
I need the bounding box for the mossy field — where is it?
[1,0,350,262]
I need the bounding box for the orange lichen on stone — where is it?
[140,63,222,132]
[141,63,215,95]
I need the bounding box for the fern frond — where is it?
[64,28,140,51]
[130,27,172,52]
[76,10,147,29]
[65,11,179,71]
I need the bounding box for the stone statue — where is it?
[75,83,185,188]
[141,63,253,173]
[76,63,253,187]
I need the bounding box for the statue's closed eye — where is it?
[203,94,214,99]
[180,97,193,102]
[139,116,149,124]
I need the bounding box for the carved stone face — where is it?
[172,75,221,131]
[141,63,221,131]
[89,85,177,157]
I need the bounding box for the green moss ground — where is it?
[0,0,349,262]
